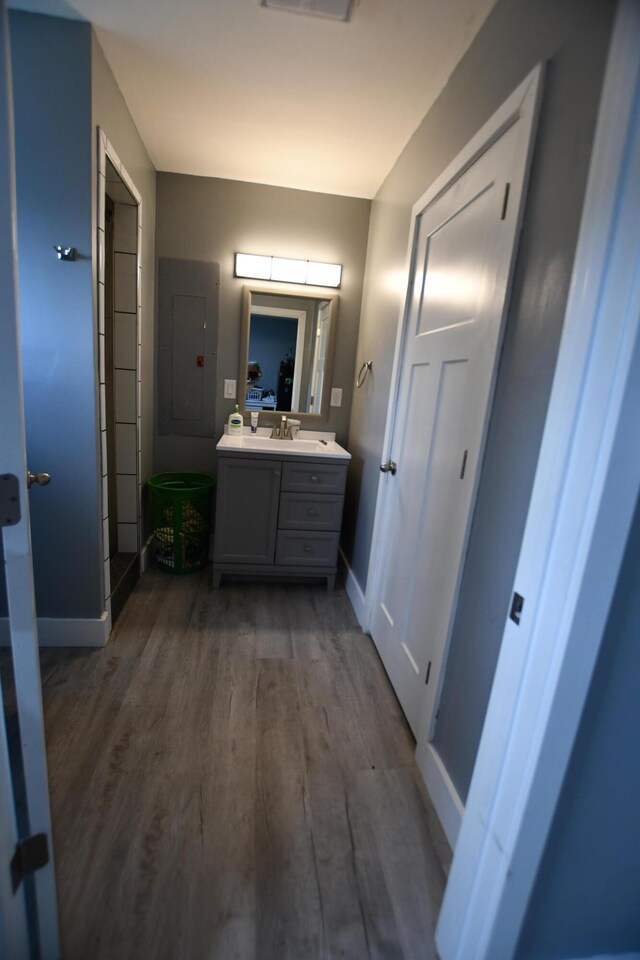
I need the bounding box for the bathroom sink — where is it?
[217,432,351,460]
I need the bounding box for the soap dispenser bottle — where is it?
[228,404,244,435]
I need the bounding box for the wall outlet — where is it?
[330,387,342,407]
[223,379,236,399]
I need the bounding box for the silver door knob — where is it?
[27,471,51,488]
[380,460,397,475]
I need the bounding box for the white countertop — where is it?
[217,428,351,461]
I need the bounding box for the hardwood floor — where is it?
[35,566,450,959]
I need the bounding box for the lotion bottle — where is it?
[228,404,244,435]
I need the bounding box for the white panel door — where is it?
[0,5,59,957]
[370,97,536,739]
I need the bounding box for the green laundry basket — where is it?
[148,472,216,573]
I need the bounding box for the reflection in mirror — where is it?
[239,285,338,417]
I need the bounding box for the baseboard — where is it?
[416,741,464,850]
[140,535,154,574]
[340,549,368,630]
[0,611,111,648]
[568,955,640,960]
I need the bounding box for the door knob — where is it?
[27,471,51,489]
[380,461,397,475]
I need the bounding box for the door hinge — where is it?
[459,449,468,479]
[509,592,524,626]
[501,182,511,220]
[425,660,432,685]
[0,474,21,527]
[10,833,50,893]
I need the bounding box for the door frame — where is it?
[0,4,59,955]
[96,129,143,611]
[363,64,543,734]
[436,1,640,956]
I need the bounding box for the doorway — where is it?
[97,132,143,624]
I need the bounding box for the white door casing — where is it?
[366,66,543,740]
[436,1,640,955]
[0,3,60,957]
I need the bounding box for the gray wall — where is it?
[0,13,156,622]
[344,0,616,801]
[154,174,370,473]
[516,494,640,960]
[92,32,156,523]
[8,12,99,618]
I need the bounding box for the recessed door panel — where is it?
[371,121,521,737]
[418,186,493,336]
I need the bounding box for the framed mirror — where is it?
[238,284,338,419]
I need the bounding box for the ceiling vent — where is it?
[261,0,354,21]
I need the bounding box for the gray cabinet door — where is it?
[281,461,348,495]
[278,492,343,531]
[214,457,281,564]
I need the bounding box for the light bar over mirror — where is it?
[235,253,342,288]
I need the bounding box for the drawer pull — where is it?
[303,545,313,553]
[307,508,318,516]
[311,475,318,482]
[274,471,280,477]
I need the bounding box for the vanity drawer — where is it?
[278,492,343,531]
[281,461,348,495]
[275,530,340,567]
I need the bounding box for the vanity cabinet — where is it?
[213,457,281,565]
[213,452,348,589]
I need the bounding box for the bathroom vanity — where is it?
[213,431,350,589]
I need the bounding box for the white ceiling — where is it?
[9,0,496,198]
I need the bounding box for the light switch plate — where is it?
[330,387,342,407]
[224,379,236,399]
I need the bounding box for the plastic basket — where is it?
[147,473,216,574]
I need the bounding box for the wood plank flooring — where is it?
[32,567,450,959]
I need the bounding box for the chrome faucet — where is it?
[287,419,301,439]
[266,415,301,440]
[274,415,288,438]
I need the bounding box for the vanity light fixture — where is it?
[235,253,342,288]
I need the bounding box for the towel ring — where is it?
[356,360,372,388]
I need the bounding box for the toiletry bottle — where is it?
[250,411,259,433]
[228,404,244,435]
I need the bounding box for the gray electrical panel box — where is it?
[157,258,219,437]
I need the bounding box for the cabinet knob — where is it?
[303,545,313,553]
[274,471,280,477]
[307,508,317,516]
[311,475,318,482]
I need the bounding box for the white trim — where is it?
[565,955,640,960]
[340,548,367,628]
[0,5,45,953]
[139,535,154,574]
[97,127,143,602]
[437,4,640,958]
[419,743,464,850]
[0,612,111,647]
[0,7,60,952]
[363,64,543,642]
